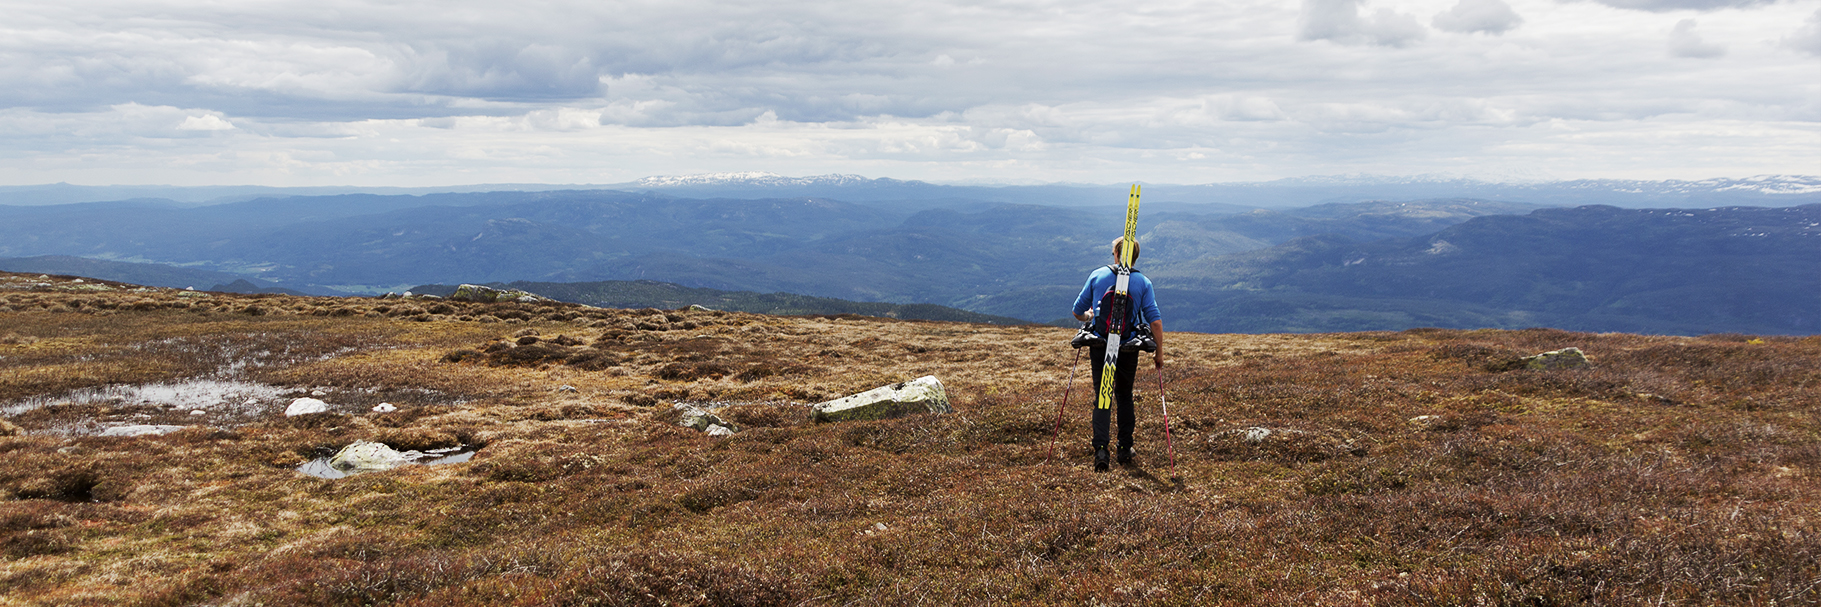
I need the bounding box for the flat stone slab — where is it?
[450,284,546,303]
[811,376,952,423]
[1523,347,1590,370]
[329,440,411,472]
[100,425,189,437]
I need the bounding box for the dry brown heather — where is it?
[0,271,1817,606]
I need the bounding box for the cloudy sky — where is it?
[2,0,1816,187]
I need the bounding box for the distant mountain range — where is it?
[1,178,1815,335]
[408,280,1031,325]
[4,173,1815,209]
[0,255,340,296]
[1141,205,1821,335]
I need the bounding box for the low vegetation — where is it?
[1,271,1816,606]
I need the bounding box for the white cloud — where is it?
[1299,0,1430,47]
[1582,0,1778,12]
[177,115,235,131]
[1433,0,1524,34]
[0,0,1813,186]
[1785,9,1821,56]
[1668,19,1726,58]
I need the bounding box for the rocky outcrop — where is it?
[811,376,952,423]
[449,284,547,304]
[675,404,737,436]
[1523,347,1590,370]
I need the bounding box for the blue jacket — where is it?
[1072,265,1161,333]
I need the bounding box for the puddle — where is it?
[297,445,482,479]
[1,379,288,417]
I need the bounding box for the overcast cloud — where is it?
[0,0,1814,187]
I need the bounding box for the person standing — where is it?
[1071,237,1164,471]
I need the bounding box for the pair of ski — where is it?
[1047,184,1176,478]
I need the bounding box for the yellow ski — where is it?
[1095,184,1141,411]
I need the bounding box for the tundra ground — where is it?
[0,272,1816,606]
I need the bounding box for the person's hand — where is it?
[1153,350,1165,369]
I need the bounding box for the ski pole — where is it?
[1156,366,1177,479]
[1045,348,1082,464]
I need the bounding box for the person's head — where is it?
[1109,237,1140,263]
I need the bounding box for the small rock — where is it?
[706,424,736,437]
[285,398,330,416]
[1240,427,1272,443]
[1408,415,1442,428]
[558,385,578,393]
[372,403,397,413]
[675,404,736,433]
[687,304,715,311]
[190,410,207,416]
[311,390,327,397]
[72,279,83,283]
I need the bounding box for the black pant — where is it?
[1087,345,1138,450]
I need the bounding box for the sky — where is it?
[1,0,1816,187]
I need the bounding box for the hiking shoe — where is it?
[1093,447,1110,472]
[1116,446,1134,465]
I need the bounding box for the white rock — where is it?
[284,398,330,416]
[674,404,733,433]
[706,424,736,437]
[558,385,577,393]
[311,390,327,397]
[328,440,411,472]
[372,402,398,413]
[190,410,207,416]
[811,375,952,423]
[100,424,187,437]
[1240,427,1272,443]
[1522,347,1590,370]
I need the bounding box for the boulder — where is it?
[450,284,547,304]
[1523,347,1590,370]
[811,376,952,423]
[285,398,330,416]
[372,403,398,413]
[328,440,411,473]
